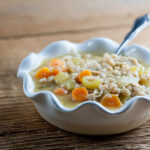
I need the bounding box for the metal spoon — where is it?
[88,14,150,70]
[115,14,150,55]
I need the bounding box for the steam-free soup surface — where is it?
[30,50,150,110]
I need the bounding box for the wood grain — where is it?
[1,0,150,149]
[0,0,150,38]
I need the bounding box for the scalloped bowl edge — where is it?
[17,37,150,135]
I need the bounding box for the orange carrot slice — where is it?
[35,67,51,79]
[53,88,68,96]
[49,58,64,67]
[49,58,66,72]
[77,70,92,83]
[72,87,88,101]
[49,68,59,76]
[101,94,122,108]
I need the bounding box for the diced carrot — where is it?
[77,70,92,83]
[49,68,59,76]
[35,67,51,79]
[53,88,68,96]
[72,87,88,101]
[49,58,66,72]
[49,58,64,67]
[101,94,122,108]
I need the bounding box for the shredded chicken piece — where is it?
[112,70,121,76]
[87,89,103,100]
[131,85,145,96]
[66,60,81,73]
[39,78,47,83]
[103,53,115,66]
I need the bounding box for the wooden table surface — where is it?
[1,0,150,149]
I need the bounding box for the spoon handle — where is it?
[115,14,150,55]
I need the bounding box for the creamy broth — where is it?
[30,51,150,110]
[35,87,80,108]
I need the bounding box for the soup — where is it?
[30,50,150,109]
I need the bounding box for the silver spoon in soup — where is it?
[115,14,150,55]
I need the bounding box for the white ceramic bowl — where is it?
[17,37,150,135]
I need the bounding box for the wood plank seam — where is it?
[0,24,130,40]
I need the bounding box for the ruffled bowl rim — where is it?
[17,37,150,115]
